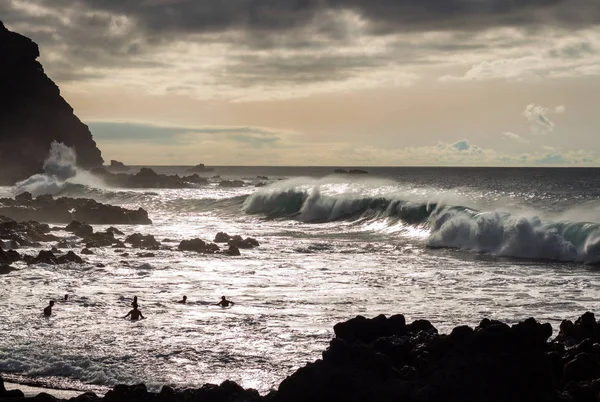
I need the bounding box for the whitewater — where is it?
[1,161,600,394]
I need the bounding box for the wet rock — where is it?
[0,216,58,246]
[65,220,93,237]
[125,233,160,249]
[94,168,197,189]
[15,191,32,202]
[224,245,241,256]
[214,232,231,243]
[25,250,83,265]
[228,235,260,249]
[106,227,124,235]
[179,238,220,254]
[0,265,16,274]
[81,248,94,255]
[0,196,152,224]
[219,179,245,188]
[0,248,20,264]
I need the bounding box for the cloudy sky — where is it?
[3,0,600,166]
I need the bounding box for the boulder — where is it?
[214,232,231,243]
[0,265,16,274]
[0,22,103,185]
[219,180,245,188]
[125,233,160,249]
[179,238,220,254]
[186,163,214,173]
[65,220,93,237]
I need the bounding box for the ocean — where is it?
[1,165,600,394]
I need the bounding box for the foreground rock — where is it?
[0,21,103,185]
[0,215,58,246]
[5,313,600,401]
[0,193,151,224]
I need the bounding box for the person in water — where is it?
[64,294,69,301]
[131,295,138,309]
[43,300,54,316]
[123,305,144,320]
[177,295,187,304]
[215,296,234,307]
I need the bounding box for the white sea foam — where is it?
[13,142,106,197]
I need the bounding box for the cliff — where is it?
[0,21,103,185]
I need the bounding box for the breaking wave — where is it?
[13,142,106,197]
[244,185,600,264]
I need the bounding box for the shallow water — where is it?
[1,166,600,393]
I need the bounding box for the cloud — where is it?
[523,104,565,135]
[502,132,529,143]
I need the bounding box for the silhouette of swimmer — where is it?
[215,296,235,307]
[177,295,187,304]
[64,294,69,301]
[43,300,54,316]
[123,305,144,320]
[131,295,138,309]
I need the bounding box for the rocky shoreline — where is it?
[2,312,600,401]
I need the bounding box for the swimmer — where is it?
[215,296,235,307]
[64,294,69,301]
[123,304,144,320]
[177,295,187,304]
[43,300,54,316]
[132,295,138,309]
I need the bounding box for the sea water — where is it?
[1,164,600,393]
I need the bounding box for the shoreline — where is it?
[2,312,600,402]
[4,381,84,399]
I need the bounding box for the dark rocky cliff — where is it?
[0,21,103,185]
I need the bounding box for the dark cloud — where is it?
[2,0,600,89]
[35,0,600,35]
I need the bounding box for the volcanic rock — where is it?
[178,238,220,254]
[107,160,129,172]
[126,233,160,249]
[0,194,152,224]
[0,21,103,185]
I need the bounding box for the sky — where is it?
[3,0,600,166]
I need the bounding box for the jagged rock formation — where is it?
[0,21,103,185]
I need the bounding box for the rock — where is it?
[0,216,58,246]
[15,191,32,202]
[25,250,83,265]
[0,22,103,185]
[228,235,260,249]
[214,232,231,243]
[81,248,94,255]
[107,160,129,172]
[65,220,93,237]
[0,248,20,264]
[125,233,160,249]
[0,196,152,224]
[179,238,220,254]
[334,169,348,174]
[349,169,368,174]
[224,245,241,256]
[219,179,245,188]
[186,163,214,173]
[93,167,198,189]
[182,174,209,184]
[106,227,124,235]
[84,231,117,248]
[0,265,16,274]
